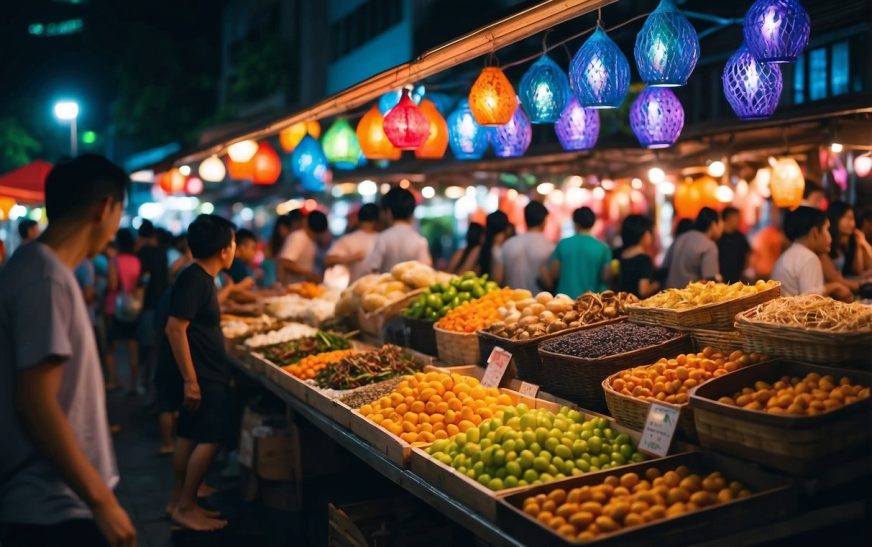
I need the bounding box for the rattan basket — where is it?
[689,360,872,475]
[627,282,781,331]
[403,316,438,356]
[690,328,744,353]
[537,332,692,412]
[477,318,626,385]
[357,290,424,339]
[602,373,697,439]
[434,325,481,365]
[735,306,872,366]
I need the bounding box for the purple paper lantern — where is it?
[634,0,700,86]
[744,0,810,64]
[490,103,532,158]
[723,43,783,119]
[554,97,600,151]
[569,26,630,109]
[630,87,685,149]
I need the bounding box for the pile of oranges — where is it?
[282,349,357,380]
[436,288,531,333]
[719,372,870,415]
[359,371,513,444]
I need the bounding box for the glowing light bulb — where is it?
[648,167,666,184]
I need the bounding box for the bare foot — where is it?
[171,506,227,531]
[166,503,220,519]
[158,445,174,455]
[197,483,218,498]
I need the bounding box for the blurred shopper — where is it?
[664,207,723,289]
[447,222,484,275]
[17,218,40,245]
[0,155,135,547]
[821,202,872,293]
[618,215,659,298]
[168,234,193,283]
[263,214,294,287]
[772,206,851,299]
[860,209,872,244]
[543,207,611,298]
[800,182,827,210]
[365,187,431,273]
[717,207,751,284]
[105,229,143,394]
[222,229,259,302]
[325,203,380,283]
[478,211,511,280]
[280,211,328,283]
[496,201,553,292]
[164,214,236,532]
[0,239,6,267]
[136,220,168,400]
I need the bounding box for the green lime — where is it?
[575,458,590,472]
[488,478,504,491]
[588,436,602,455]
[533,457,549,472]
[504,475,519,488]
[554,445,572,460]
[523,469,539,483]
[506,461,522,478]
[477,474,491,486]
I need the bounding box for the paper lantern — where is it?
[185,176,203,195]
[227,140,258,162]
[696,176,721,209]
[519,55,570,123]
[291,135,327,181]
[251,141,282,185]
[723,43,783,119]
[635,0,699,86]
[630,87,685,149]
[554,97,600,151]
[415,99,449,160]
[570,26,630,109]
[468,67,517,126]
[198,155,226,182]
[279,121,321,152]
[226,155,254,180]
[383,92,430,150]
[674,181,703,218]
[379,86,425,114]
[357,106,402,160]
[426,93,455,116]
[744,0,810,64]
[322,119,361,168]
[490,103,532,158]
[158,169,186,194]
[447,99,489,160]
[854,155,872,177]
[0,197,16,220]
[769,156,805,208]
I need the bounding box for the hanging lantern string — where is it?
[541,29,552,53]
[499,11,651,71]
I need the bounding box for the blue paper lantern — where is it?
[519,55,570,123]
[630,87,685,149]
[490,103,532,158]
[554,97,600,151]
[634,0,699,86]
[723,43,783,119]
[426,92,456,116]
[570,26,630,109]
[291,135,328,179]
[744,0,810,64]
[447,99,489,160]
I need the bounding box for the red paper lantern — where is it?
[158,168,186,194]
[226,155,254,180]
[469,67,518,126]
[357,105,402,160]
[415,99,449,159]
[383,91,430,150]
[251,141,282,185]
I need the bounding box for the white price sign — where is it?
[481,347,512,388]
[518,382,540,398]
[638,401,681,457]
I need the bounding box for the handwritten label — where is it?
[518,381,540,398]
[481,346,512,388]
[638,402,681,458]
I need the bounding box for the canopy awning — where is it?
[0,160,53,203]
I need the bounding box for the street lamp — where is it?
[53,100,79,156]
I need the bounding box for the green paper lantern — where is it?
[322,119,361,168]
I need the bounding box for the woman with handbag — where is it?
[104,228,143,394]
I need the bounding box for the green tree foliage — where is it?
[0,117,42,173]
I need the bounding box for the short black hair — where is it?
[803,181,823,199]
[187,214,235,259]
[381,187,416,220]
[358,203,379,223]
[524,201,549,229]
[18,219,37,240]
[287,208,305,224]
[236,228,257,245]
[694,207,720,232]
[621,214,653,247]
[307,210,328,233]
[721,206,739,221]
[116,228,136,254]
[155,227,173,248]
[44,154,129,223]
[860,209,872,225]
[675,218,694,237]
[573,207,596,229]
[138,219,155,238]
[784,206,827,241]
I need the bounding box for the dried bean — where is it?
[541,323,680,359]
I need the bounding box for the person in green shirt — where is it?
[542,207,612,298]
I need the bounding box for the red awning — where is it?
[0,160,53,203]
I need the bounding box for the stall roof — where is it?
[0,160,52,203]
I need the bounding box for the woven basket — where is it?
[628,282,781,331]
[735,307,872,366]
[690,328,744,354]
[403,316,438,356]
[357,290,424,339]
[434,325,480,365]
[602,374,697,439]
[537,332,692,412]
[477,318,626,385]
[689,360,872,475]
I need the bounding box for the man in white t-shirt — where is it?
[772,206,851,300]
[496,201,554,292]
[325,203,380,283]
[279,210,328,283]
[364,187,431,273]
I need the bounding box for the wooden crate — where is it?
[240,349,271,375]
[264,361,310,401]
[306,384,356,430]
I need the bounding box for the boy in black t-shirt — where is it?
[164,214,236,531]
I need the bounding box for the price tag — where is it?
[518,381,540,398]
[638,402,681,458]
[481,346,512,388]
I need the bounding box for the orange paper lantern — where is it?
[279,120,322,152]
[226,155,254,180]
[158,169,186,194]
[696,176,721,210]
[674,181,703,219]
[0,197,16,220]
[769,157,805,209]
[415,99,449,159]
[469,67,518,126]
[356,105,402,160]
[251,142,282,185]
